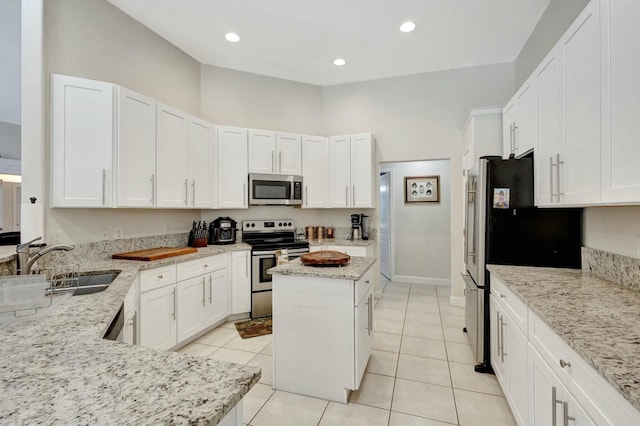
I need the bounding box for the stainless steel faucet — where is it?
[16,237,74,275]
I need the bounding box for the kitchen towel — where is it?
[21,203,44,244]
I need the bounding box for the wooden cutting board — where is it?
[300,250,350,266]
[112,247,197,261]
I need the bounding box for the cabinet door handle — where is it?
[202,277,206,307]
[512,123,518,153]
[245,254,249,278]
[192,180,196,206]
[102,169,106,205]
[563,401,575,426]
[243,183,247,206]
[549,156,556,203]
[345,185,349,205]
[271,151,275,173]
[367,293,373,335]
[150,174,155,204]
[556,154,564,201]
[500,293,506,299]
[172,290,176,320]
[279,151,282,173]
[132,311,138,345]
[352,185,356,206]
[496,311,502,358]
[500,316,507,361]
[559,359,571,369]
[552,386,559,426]
[305,185,308,207]
[184,179,189,206]
[209,275,213,303]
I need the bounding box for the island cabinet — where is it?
[272,262,375,403]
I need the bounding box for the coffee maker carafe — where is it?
[350,214,362,240]
[360,214,369,240]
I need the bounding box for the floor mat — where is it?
[234,316,272,339]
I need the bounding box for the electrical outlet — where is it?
[114,227,124,239]
[100,227,109,239]
[52,230,63,244]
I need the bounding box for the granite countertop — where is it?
[487,264,640,412]
[307,239,375,247]
[0,243,259,424]
[0,245,16,263]
[269,256,376,281]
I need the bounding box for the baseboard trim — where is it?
[393,275,451,286]
[450,295,465,307]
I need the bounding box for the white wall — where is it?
[0,121,20,159]
[322,62,515,297]
[201,65,323,135]
[383,160,451,285]
[0,0,21,125]
[24,0,204,244]
[515,0,590,87]
[584,207,640,259]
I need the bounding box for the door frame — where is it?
[379,167,394,282]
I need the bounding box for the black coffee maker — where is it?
[350,214,369,240]
[209,217,237,244]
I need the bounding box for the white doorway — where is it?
[379,170,392,279]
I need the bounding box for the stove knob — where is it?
[251,223,255,227]
[246,223,250,227]
[279,222,283,226]
[288,222,292,226]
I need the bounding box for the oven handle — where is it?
[252,248,310,256]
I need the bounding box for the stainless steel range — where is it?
[242,219,310,318]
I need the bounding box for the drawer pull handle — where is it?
[204,264,208,268]
[500,293,506,299]
[158,275,163,279]
[559,359,571,369]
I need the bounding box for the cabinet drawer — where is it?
[490,274,527,335]
[529,312,640,426]
[355,267,374,304]
[177,254,226,281]
[327,245,368,257]
[139,265,177,293]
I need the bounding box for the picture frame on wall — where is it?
[404,175,440,203]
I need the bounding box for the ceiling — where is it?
[108,0,550,86]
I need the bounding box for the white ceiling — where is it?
[111,0,551,86]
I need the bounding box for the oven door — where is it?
[252,248,309,291]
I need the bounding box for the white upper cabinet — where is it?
[51,74,115,207]
[248,130,301,175]
[329,135,352,208]
[301,135,329,208]
[116,87,156,208]
[601,0,640,203]
[216,126,249,208]
[248,129,276,174]
[276,133,302,175]
[559,0,601,205]
[156,103,189,208]
[329,134,375,208]
[534,46,562,207]
[502,78,537,159]
[350,133,375,208]
[187,117,215,208]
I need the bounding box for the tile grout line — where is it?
[437,286,461,426]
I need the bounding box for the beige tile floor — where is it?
[176,278,516,426]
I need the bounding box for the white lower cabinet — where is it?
[490,293,527,426]
[177,275,207,343]
[529,343,595,426]
[139,254,231,350]
[122,280,139,345]
[140,283,177,350]
[231,251,251,314]
[205,266,230,327]
[491,272,640,426]
[218,400,243,426]
[354,279,373,389]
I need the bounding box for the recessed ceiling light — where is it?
[400,21,416,33]
[333,58,346,66]
[225,32,240,42]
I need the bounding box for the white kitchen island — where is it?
[269,256,376,403]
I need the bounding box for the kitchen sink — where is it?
[72,271,120,296]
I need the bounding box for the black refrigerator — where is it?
[462,155,582,372]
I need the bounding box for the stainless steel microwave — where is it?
[248,174,303,206]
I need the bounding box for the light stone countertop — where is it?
[307,238,375,247]
[268,256,376,281]
[487,264,640,412]
[0,243,259,425]
[0,245,16,263]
